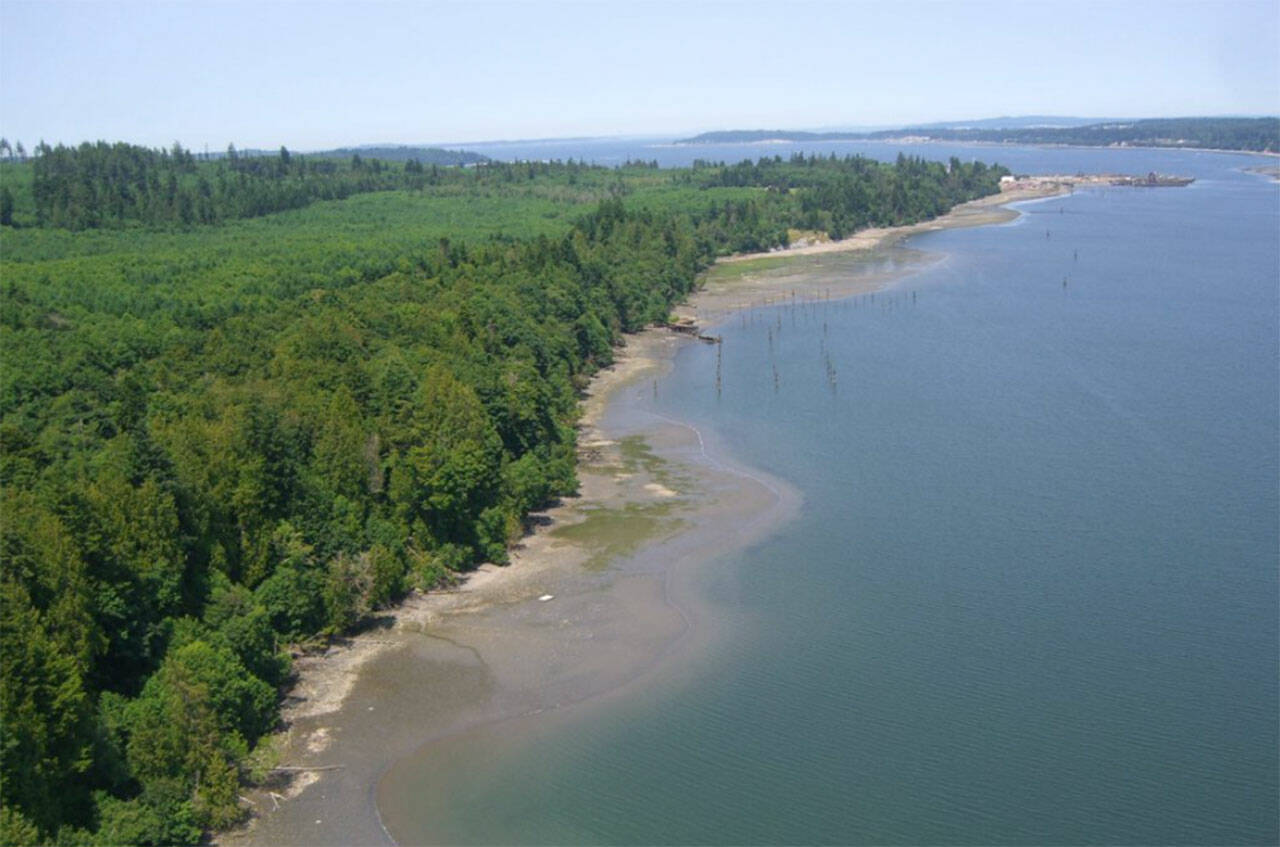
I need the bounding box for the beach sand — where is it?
[678,180,1078,326]
[218,183,1070,846]
[223,329,806,846]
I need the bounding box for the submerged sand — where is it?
[220,183,1072,846]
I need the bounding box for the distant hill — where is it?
[318,145,489,164]
[680,130,857,144]
[912,115,1125,130]
[680,117,1280,153]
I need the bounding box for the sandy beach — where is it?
[224,327,807,846]
[220,181,1080,846]
[673,178,1089,330]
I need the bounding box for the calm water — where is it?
[466,133,1264,179]
[385,146,1279,844]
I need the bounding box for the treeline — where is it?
[10,142,693,232]
[681,117,1280,153]
[17,141,495,230]
[0,152,1004,845]
[694,152,1004,238]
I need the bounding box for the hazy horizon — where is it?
[0,114,1277,155]
[371,112,1280,153]
[2,0,1277,151]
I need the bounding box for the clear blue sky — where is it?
[1,0,1276,150]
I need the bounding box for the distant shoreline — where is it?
[664,136,1280,159]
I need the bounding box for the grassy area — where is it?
[551,504,687,571]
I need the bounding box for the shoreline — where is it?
[227,329,808,846]
[665,137,1280,158]
[220,330,699,840]
[221,184,1066,846]
[718,177,1097,265]
[676,179,1086,331]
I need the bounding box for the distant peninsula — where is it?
[316,145,489,165]
[680,117,1280,154]
[193,145,489,164]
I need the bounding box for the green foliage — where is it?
[254,563,326,643]
[0,187,14,228]
[0,578,93,834]
[0,144,1005,844]
[91,792,200,847]
[123,642,256,830]
[0,806,43,846]
[202,577,289,686]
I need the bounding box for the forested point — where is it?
[681,116,1280,153]
[0,141,1006,845]
[317,146,490,165]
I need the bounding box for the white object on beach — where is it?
[538,594,554,602]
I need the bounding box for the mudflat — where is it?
[220,188,1051,846]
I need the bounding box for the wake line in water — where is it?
[643,406,797,509]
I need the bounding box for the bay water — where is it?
[381,147,1278,844]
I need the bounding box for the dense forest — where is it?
[682,116,1280,153]
[0,143,1005,845]
[0,141,499,230]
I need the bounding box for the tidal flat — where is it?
[223,184,1160,846]
[216,225,947,846]
[378,158,1276,846]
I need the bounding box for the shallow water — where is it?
[380,148,1278,845]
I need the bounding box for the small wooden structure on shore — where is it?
[1109,172,1195,187]
[665,317,721,344]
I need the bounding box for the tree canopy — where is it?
[0,144,1006,843]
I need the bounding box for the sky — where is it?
[1,0,1277,151]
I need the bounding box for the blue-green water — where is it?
[383,151,1278,844]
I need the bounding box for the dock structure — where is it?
[663,318,721,345]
